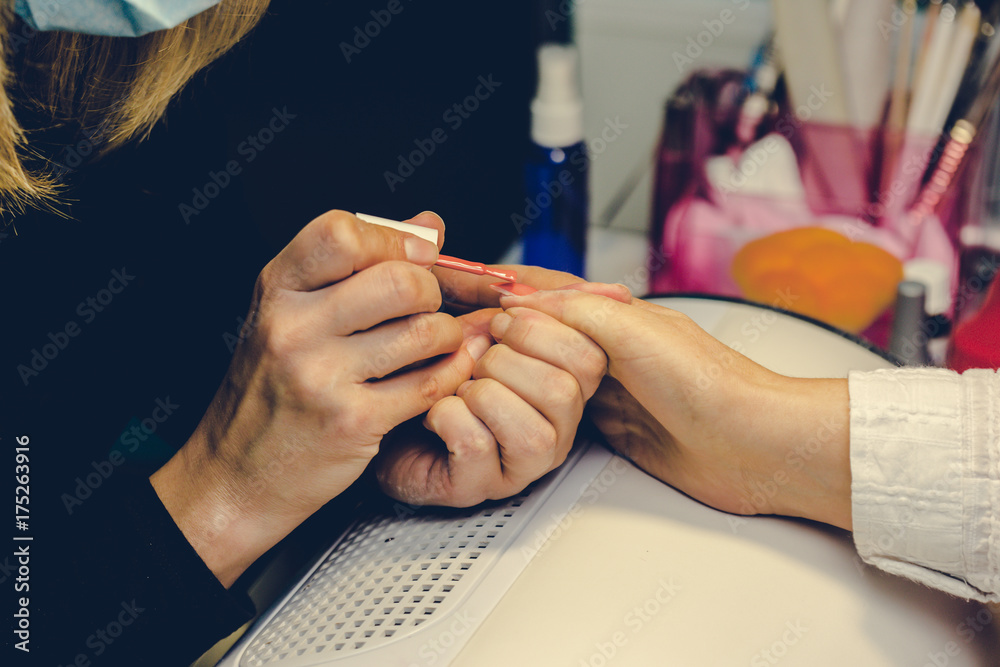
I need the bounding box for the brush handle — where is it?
[910,121,975,221]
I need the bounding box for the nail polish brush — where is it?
[356,213,518,282]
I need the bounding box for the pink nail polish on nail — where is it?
[489,282,537,297]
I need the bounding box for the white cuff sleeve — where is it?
[849,367,1000,602]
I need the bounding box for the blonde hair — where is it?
[0,0,269,220]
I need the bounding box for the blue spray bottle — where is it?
[518,43,588,277]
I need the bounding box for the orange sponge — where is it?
[731,227,902,333]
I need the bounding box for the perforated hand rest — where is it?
[244,501,523,665]
[222,441,613,667]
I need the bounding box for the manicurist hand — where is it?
[151,211,487,587]
[376,267,623,507]
[491,287,854,531]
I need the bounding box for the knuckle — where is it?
[256,263,282,300]
[578,347,609,386]
[419,374,444,405]
[547,372,582,408]
[426,394,460,425]
[317,210,361,259]
[463,376,498,405]
[506,313,538,347]
[336,406,369,440]
[450,429,495,460]
[284,361,335,411]
[258,316,300,360]
[382,262,426,307]
[406,312,438,349]
[474,344,510,377]
[520,421,558,459]
[460,380,509,423]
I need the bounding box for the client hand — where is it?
[376,267,625,507]
[493,287,853,530]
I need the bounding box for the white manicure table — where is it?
[216,295,997,667]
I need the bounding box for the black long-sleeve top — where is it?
[1,2,533,664]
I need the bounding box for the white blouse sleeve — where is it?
[848,367,1000,601]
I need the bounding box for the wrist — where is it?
[745,376,852,530]
[150,432,290,588]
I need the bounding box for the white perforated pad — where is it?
[243,502,522,665]
[223,441,613,667]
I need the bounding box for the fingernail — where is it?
[489,282,537,297]
[404,236,439,267]
[490,313,512,341]
[456,379,474,397]
[467,335,491,362]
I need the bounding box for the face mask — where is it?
[14,0,224,37]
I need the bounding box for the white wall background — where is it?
[577,0,771,233]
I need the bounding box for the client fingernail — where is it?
[489,282,537,297]
[490,313,512,341]
[404,236,439,267]
[467,335,491,362]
